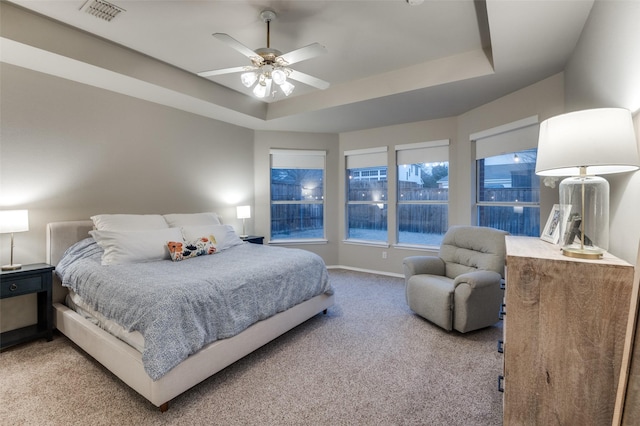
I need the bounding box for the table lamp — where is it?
[0,209,30,270]
[236,205,251,237]
[536,108,639,259]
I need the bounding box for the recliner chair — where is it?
[403,225,508,333]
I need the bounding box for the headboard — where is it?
[46,220,93,303]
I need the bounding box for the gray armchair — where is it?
[403,225,508,333]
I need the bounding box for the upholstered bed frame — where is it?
[46,220,335,412]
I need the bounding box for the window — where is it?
[474,118,540,236]
[396,140,449,246]
[270,149,325,241]
[345,147,388,243]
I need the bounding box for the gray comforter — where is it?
[56,238,332,380]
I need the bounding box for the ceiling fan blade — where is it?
[288,70,330,90]
[212,33,259,60]
[278,43,328,66]
[197,66,252,78]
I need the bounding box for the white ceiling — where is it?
[3,0,594,133]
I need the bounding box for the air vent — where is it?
[79,0,125,22]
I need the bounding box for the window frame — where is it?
[344,146,389,245]
[395,140,450,248]
[269,149,327,244]
[472,117,541,237]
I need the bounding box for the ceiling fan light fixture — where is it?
[271,68,287,85]
[279,80,295,96]
[265,78,273,97]
[253,82,267,98]
[240,72,257,88]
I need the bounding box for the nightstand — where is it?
[240,236,264,245]
[0,263,55,350]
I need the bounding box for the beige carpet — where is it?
[0,269,503,425]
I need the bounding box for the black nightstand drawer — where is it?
[241,236,264,245]
[1,264,54,350]
[1,276,44,297]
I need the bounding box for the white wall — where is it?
[564,0,640,264]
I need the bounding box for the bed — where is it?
[46,217,334,412]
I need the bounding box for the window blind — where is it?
[270,149,326,169]
[473,116,539,160]
[344,146,388,169]
[396,140,449,164]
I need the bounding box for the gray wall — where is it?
[338,74,564,274]
[564,0,640,264]
[338,117,458,272]
[254,130,340,266]
[0,64,254,331]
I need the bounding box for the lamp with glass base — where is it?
[558,171,609,259]
[536,108,639,259]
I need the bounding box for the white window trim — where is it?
[345,146,389,243]
[393,243,440,252]
[269,238,328,245]
[342,239,390,248]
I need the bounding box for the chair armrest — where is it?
[403,256,445,283]
[453,270,502,289]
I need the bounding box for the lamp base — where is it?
[559,175,609,259]
[561,246,603,260]
[2,263,22,271]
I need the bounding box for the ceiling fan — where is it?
[197,10,330,99]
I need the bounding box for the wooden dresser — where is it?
[503,236,634,425]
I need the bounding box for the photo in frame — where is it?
[541,204,571,244]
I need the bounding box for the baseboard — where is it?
[326,265,404,279]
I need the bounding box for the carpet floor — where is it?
[0,269,504,425]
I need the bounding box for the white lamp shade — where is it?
[0,210,29,233]
[236,205,251,219]
[536,108,640,176]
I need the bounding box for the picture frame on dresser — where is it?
[540,204,570,244]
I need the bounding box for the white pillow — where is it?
[181,225,243,252]
[89,228,183,265]
[91,214,169,231]
[163,212,221,228]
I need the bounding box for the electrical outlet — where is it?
[382,251,388,259]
